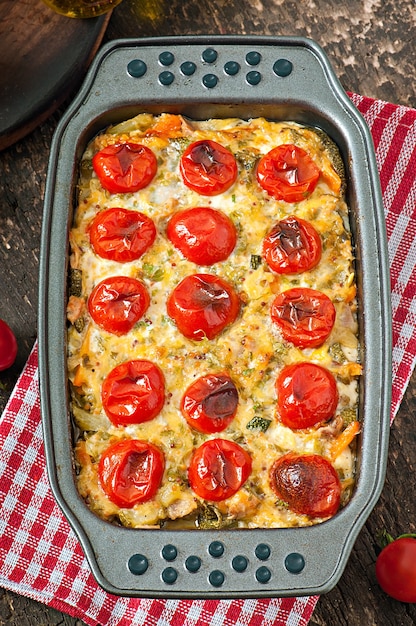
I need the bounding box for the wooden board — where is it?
[0,0,110,150]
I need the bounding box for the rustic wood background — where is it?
[1,0,415,624]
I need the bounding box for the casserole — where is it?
[39,35,391,598]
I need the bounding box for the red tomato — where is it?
[256,144,320,202]
[89,207,156,262]
[276,362,338,429]
[98,439,165,508]
[376,536,416,603]
[167,273,240,341]
[0,319,18,371]
[270,453,341,518]
[88,276,150,335]
[92,143,157,194]
[181,373,239,433]
[271,287,335,348]
[188,438,252,501]
[167,207,237,265]
[262,216,322,274]
[180,139,237,196]
[101,359,165,426]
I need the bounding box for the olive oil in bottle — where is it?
[41,0,123,18]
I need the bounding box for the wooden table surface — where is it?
[1,1,415,624]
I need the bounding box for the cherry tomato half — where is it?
[167,207,237,265]
[376,536,416,603]
[167,273,240,341]
[92,143,157,194]
[270,453,341,518]
[89,207,156,263]
[188,438,252,501]
[271,287,336,348]
[102,359,165,426]
[262,216,322,274]
[88,276,150,335]
[98,439,165,508]
[256,144,320,203]
[180,139,238,196]
[0,319,18,371]
[181,373,239,433]
[276,362,338,429]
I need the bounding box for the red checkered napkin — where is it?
[1,95,415,626]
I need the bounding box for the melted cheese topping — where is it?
[68,114,361,529]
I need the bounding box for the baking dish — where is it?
[39,35,391,598]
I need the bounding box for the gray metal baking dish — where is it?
[39,35,392,598]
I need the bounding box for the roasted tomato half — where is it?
[271,287,335,348]
[89,207,156,263]
[101,360,165,426]
[188,438,252,501]
[262,216,322,274]
[276,362,339,429]
[92,143,157,194]
[98,439,165,508]
[180,139,238,196]
[167,273,240,341]
[181,373,239,433]
[270,453,341,518]
[88,276,150,335]
[256,144,320,203]
[167,206,237,265]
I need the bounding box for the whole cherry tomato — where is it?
[188,438,252,501]
[101,359,165,426]
[181,373,239,433]
[276,362,338,429]
[89,207,156,262]
[98,439,165,508]
[167,273,240,341]
[270,453,341,518]
[256,144,320,203]
[180,139,238,196]
[167,207,237,265]
[262,216,322,274]
[92,143,157,194]
[0,319,18,371]
[376,534,416,603]
[271,287,336,348]
[88,276,150,335]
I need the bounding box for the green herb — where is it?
[142,263,164,282]
[250,254,262,270]
[246,416,272,432]
[329,342,347,364]
[69,268,83,297]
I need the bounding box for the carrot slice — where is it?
[329,420,361,462]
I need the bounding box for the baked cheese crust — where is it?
[67,114,361,529]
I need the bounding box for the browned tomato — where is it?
[262,216,322,274]
[98,439,165,508]
[256,144,320,202]
[167,273,240,341]
[167,206,237,265]
[88,276,150,335]
[270,287,335,348]
[181,373,239,433]
[276,362,338,429]
[270,453,341,518]
[180,139,237,196]
[188,438,252,501]
[101,360,165,426]
[92,143,157,194]
[89,207,156,262]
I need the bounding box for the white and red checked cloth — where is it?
[1,94,415,626]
